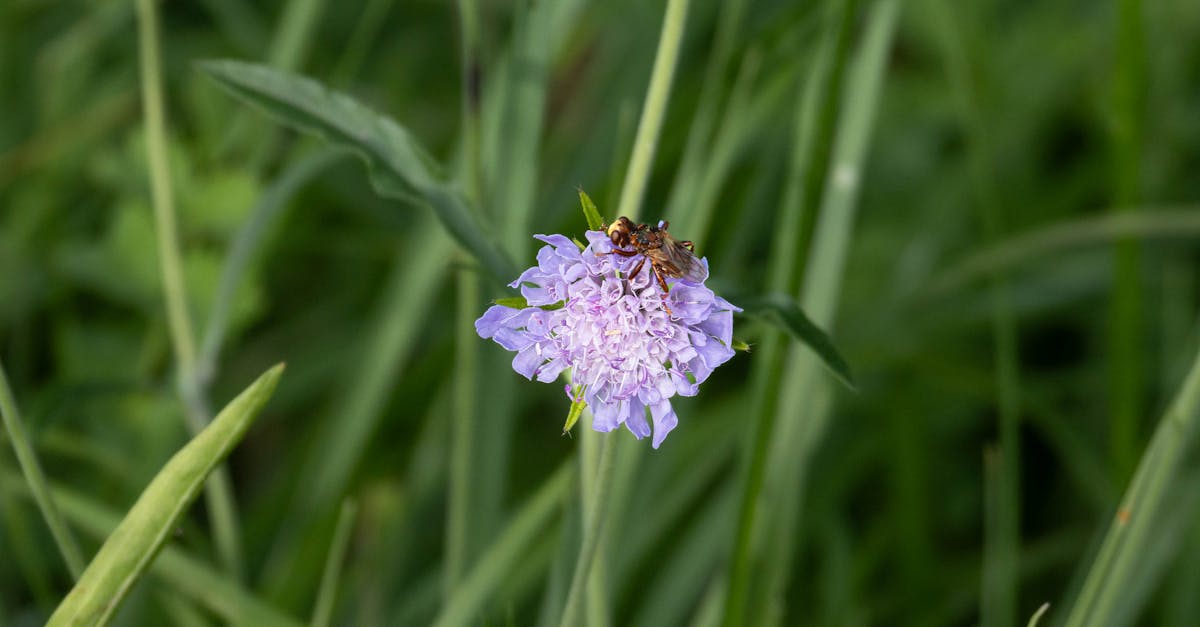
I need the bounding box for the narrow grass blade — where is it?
[310,499,357,627]
[197,60,519,281]
[432,461,573,627]
[0,359,84,579]
[47,364,284,627]
[1026,602,1050,627]
[923,208,1200,297]
[260,221,451,601]
[139,0,244,580]
[1063,344,1200,627]
[614,0,690,223]
[0,472,302,627]
[198,149,345,384]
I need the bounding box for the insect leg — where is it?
[680,240,695,252]
[629,257,646,279]
[597,248,639,257]
[652,264,675,316]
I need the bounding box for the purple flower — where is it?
[476,229,740,448]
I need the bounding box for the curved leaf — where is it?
[48,364,285,627]
[737,293,855,390]
[197,59,519,282]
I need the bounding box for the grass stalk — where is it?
[136,0,243,580]
[924,2,1021,622]
[558,435,616,627]
[446,0,483,598]
[1108,0,1146,481]
[615,0,691,223]
[0,360,84,579]
[433,462,575,627]
[447,267,479,594]
[1064,341,1200,626]
[310,499,357,627]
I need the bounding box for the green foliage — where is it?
[47,364,284,626]
[197,60,519,282]
[4,0,1200,626]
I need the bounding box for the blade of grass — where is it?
[558,435,615,627]
[923,208,1200,297]
[663,0,749,222]
[1063,342,1200,626]
[924,1,1022,623]
[614,0,690,223]
[740,3,898,624]
[137,0,244,580]
[719,0,860,622]
[197,149,344,385]
[310,499,357,627]
[0,471,302,627]
[1108,0,1147,481]
[47,364,284,626]
[0,358,84,578]
[446,0,484,599]
[432,461,574,627]
[260,219,452,601]
[447,263,479,595]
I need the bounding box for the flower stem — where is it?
[137,0,243,580]
[0,359,85,579]
[615,0,690,224]
[558,434,616,627]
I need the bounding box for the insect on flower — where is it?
[475,221,741,449]
[600,217,706,317]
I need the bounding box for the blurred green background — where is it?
[3,0,1200,625]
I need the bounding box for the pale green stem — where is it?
[561,0,690,623]
[558,435,615,627]
[447,267,478,595]
[447,0,484,598]
[311,499,358,627]
[614,0,690,223]
[0,360,85,579]
[137,0,243,579]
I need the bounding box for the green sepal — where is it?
[578,188,605,231]
[492,296,565,311]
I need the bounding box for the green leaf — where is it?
[196,60,519,282]
[562,388,587,434]
[578,188,605,231]
[47,364,285,627]
[738,293,855,390]
[491,296,564,311]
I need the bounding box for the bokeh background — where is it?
[3,0,1200,625]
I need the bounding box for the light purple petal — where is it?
[475,304,521,339]
[512,345,544,380]
[625,402,650,439]
[648,400,678,449]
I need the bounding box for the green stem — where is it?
[614,0,691,223]
[558,435,616,627]
[136,0,243,579]
[447,268,479,594]
[311,499,358,627]
[1108,0,1145,482]
[0,360,85,579]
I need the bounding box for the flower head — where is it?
[476,228,740,448]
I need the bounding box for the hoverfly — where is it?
[600,216,705,316]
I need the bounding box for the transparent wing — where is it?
[660,237,708,283]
